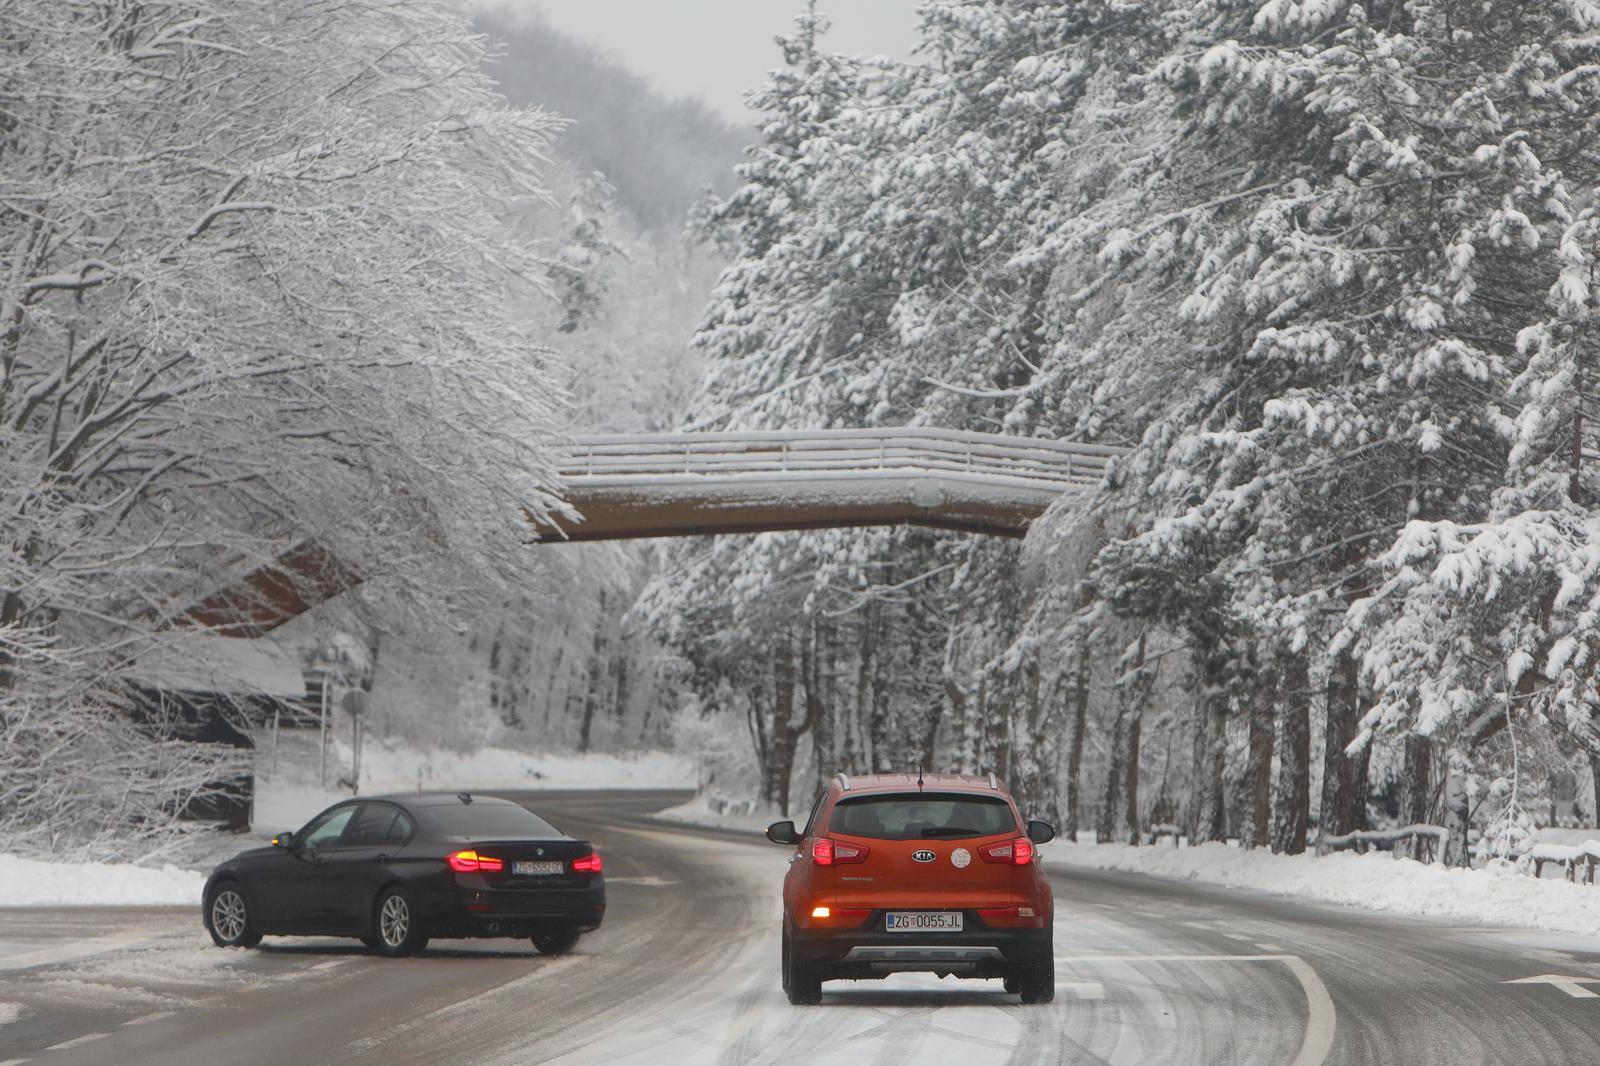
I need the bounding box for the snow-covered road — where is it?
[4,791,1600,1065]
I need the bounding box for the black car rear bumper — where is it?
[427,882,606,938]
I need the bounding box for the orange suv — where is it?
[766,772,1056,1005]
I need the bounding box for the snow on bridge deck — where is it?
[170,428,1124,636]
[532,428,1123,542]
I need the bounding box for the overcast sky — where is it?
[489,1,924,122]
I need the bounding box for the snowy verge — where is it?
[0,853,204,908]
[1048,841,1600,936]
[653,792,781,834]
[253,739,697,834]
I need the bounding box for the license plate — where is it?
[512,860,563,877]
[885,911,963,932]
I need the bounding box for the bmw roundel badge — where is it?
[912,849,936,863]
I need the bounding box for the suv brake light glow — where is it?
[447,850,504,873]
[978,837,1034,866]
[811,838,869,866]
[572,851,602,874]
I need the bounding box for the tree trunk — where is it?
[854,610,875,774]
[1400,733,1434,860]
[807,621,834,793]
[1103,634,1152,843]
[1319,647,1361,841]
[764,635,800,814]
[1271,653,1312,854]
[1190,638,1230,843]
[1590,751,1600,827]
[577,591,609,752]
[1243,666,1277,848]
[1121,709,1142,845]
[1063,637,1090,842]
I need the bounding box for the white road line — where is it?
[1221,932,1252,943]
[310,958,354,972]
[123,1011,174,1027]
[1256,942,1284,952]
[1057,980,1105,1000]
[46,1033,109,1051]
[1056,954,1335,1066]
[0,1058,30,1066]
[0,933,149,972]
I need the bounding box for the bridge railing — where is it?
[556,428,1122,488]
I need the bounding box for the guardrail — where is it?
[1321,825,1451,866]
[556,428,1124,487]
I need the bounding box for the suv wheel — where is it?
[782,924,822,1005]
[1017,935,1055,1004]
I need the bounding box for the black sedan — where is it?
[203,793,605,956]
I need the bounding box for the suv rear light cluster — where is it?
[812,838,869,866]
[447,850,504,873]
[978,837,1035,866]
[572,851,603,874]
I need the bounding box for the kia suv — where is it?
[766,772,1056,1005]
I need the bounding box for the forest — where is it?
[8,0,1600,866]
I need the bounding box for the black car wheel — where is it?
[531,926,580,956]
[782,924,821,1005]
[1004,974,1022,995]
[372,887,428,957]
[206,882,262,949]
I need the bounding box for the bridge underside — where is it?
[528,472,1065,542]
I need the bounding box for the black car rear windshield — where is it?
[828,793,1015,840]
[424,803,562,839]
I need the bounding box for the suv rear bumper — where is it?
[792,915,1050,979]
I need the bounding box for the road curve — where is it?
[2,790,1599,1065]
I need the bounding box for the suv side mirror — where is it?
[271,830,297,850]
[1026,820,1056,845]
[766,820,801,846]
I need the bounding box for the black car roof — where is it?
[367,793,523,809]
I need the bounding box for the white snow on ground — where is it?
[0,853,204,907]
[654,792,783,834]
[1048,841,1600,937]
[253,737,696,834]
[0,1001,20,1025]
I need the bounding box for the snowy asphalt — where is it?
[3,790,1600,1065]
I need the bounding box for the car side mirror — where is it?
[766,820,801,846]
[272,830,297,850]
[1026,820,1056,845]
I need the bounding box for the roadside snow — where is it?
[0,1001,20,1025]
[0,854,203,908]
[654,792,782,834]
[252,738,697,833]
[1049,842,1600,937]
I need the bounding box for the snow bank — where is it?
[654,792,783,834]
[1050,841,1600,936]
[0,853,204,907]
[253,738,697,833]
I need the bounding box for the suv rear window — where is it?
[828,793,1015,840]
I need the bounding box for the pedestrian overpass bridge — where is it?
[175,428,1124,636]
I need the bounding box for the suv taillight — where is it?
[572,851,602,874]
[812,838,869,866]
[978,837,1034,866]
[447,850,504,873]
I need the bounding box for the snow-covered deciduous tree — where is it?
[1,0,568,852]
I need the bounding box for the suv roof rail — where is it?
[835,772,851,791]
[987,772,999,790]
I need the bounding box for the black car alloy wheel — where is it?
[207,883,261,948]
[372,887,428,956]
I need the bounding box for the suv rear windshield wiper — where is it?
[919,827,981,838]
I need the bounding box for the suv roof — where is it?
[832,772,1009,796]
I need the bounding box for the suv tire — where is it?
[782,925,822,1005]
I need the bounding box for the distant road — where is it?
[3,790,1599,1064]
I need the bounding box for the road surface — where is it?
[3,790,1599,1064]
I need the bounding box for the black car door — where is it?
[257,803,359,932]
[322,803,411,933]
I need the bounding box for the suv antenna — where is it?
[917,768,924,791]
